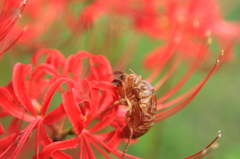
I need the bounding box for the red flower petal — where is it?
[37,122,52,146]
[87,137,111,159]
[157,46,206,104]
[62,89,85,135]
[77,1,104,30]
[91,81,119,119]
[114,149,142,159]
[84,89,99,126]
[90,130,122,152]
[2,82,21,105]
[30,63,59,78]
[0,134,15,153]
[75,79,92,115]
[88,104,118,133]
[85,133,123,158]
[156,58,219,121]
[93,81,118,98]
[144,45,175,82]
[75,78,92,99]
[0,123,4,135]
[33,122,72,159]
[94,131,115,142]
[0,118,40,158]
[35,122,41,159]
[33,123,72,159]
[0,0,26,57]
[31,49,65,69]
[12,63,38,116]
[88,55,113,81]
[107,130,122,150]
[41,77,76,116]
[64,51,92,81]
[0,87,34,122]
[43,104,65,125]
[28,64,60,99]
[50,151,73,159]
[81,135,96,159]
[38,137,79,159]
[85,82,118,128]
[8,118,22,134]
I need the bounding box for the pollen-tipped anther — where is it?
[83,115,87,121]
[24,25,29,31]
[202,148,207,155]
[205,30,212,45]
[211,143,219,149]
[221,50,224,56]
[207,37,212,45]
[183,130,222,159]
[218,130,222,138]
[216,50,225,66]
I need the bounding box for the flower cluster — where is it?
[0,0,239,158]
[0,47,222,158]
[0,0,26,57]
[0,50,123,158]
[5,0,240,61]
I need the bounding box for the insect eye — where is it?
[112,79,123,86]
[112,81,119,85]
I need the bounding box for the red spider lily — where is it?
[10,0,67,50]
[141,0,240,69]
[66,0,240,39]
[0,47,223,158]
[0,0,27,57]
[66,0,105,31]
[66,0,161,34]
[164,0,240,40]
[157,0,239,60]
[2,0,237,65]
[64,0,239,63]
[0,49,140,158]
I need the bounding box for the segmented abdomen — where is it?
[121,94,157,139]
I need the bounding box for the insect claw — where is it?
[101,109,109,116]
[122,150,126,157]
[129,69,135,74]
[101,102,117,116]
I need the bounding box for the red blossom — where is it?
[10,0,67,49]
[0,0,27,57]
[64,0,239,62]
[2,0,238,64]
[141,0,239,66]
[66,0,240,40]
[1,47,224,158]
[0,49,139,158]
[0,0,234,158]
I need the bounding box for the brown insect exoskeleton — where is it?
[102,69,157,157]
